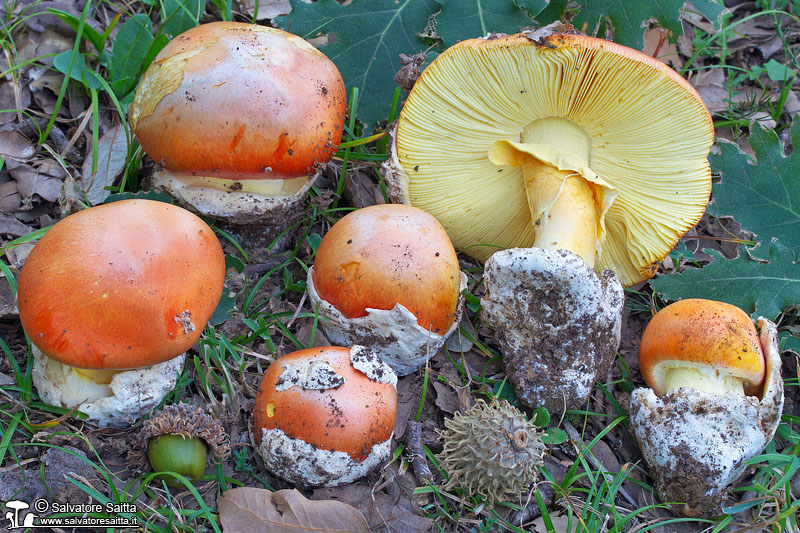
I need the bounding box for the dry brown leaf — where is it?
[11,160,65,203]
[784,91,800,117]
[0,180,21,213]
[82,124,128,205]
[4,242,34,270]
[294,321,331,348]
[642,27,682,70]
[432,381,459,415]
[435,356,474,412]
[689,68,768,114]
[393,375,419,440]
[0,212,32,236]
[444,319,475,353]
[0,270,17,318]
[0,80,31,125]
[0,131,35,160]
[312,485,434,533]
[723,15,786,58]
[589,439,620,474]
[218,487,369,533]
[19,1,99,35]
[690,68,728,112]
[715,128,756,159]
[237,0,292,20]
[532,513,572,533]
[26,28,74,65]
[29,73,64,94]
[461,348,502,379]
[343,167,384,209]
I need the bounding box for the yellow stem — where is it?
[73,367,119,385]
[522,157,599,267]
[662,366,745,396]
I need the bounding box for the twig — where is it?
[405,420,433,485]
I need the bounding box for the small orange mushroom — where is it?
[17,199,225,426]
[630,301,783,516]
[307,204,466,375]
[129,21,347,224]
[253,346,397,486]
[312,204,461,334]
[638,299,766,397]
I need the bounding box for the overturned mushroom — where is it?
[384,25,713,410]
[130,22,346,254]
[307,204,466,375]
[252,345,397,487]
[629,299,784,517]
[17,200,225,427]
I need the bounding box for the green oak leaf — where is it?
[434,0,547,46]
[542,0,726,50]
[276,0,440,130]
[533,0,570,26]
[710,119,800,255]
[650,240,799,322]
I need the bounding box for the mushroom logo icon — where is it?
[4,500,38,529]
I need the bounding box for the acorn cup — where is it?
[131,403,231,487]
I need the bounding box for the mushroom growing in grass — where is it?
[252,345,397,487]
[306,204,467,375]
[629,299,784,517]
[383,24,714,410]
[129,22,346,247]
[17,199,225,428]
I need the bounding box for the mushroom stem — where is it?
[73,367,119,385]
[488,118,603,268]
[661,366,746,396]
[156,172,310,196]
[522,156,599,267]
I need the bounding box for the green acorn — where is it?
[133,403,231,487]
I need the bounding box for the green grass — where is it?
[0,0,798,531]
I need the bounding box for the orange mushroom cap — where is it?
[18,200,225,370]
[639,299,766,397]
[253,346,397,461]
[311,204,461,334]
[129,22,346,180]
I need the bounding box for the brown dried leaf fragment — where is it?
[218,487,369,533]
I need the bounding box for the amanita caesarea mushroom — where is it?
[130,22,346,226]
[252,345,397,487]
[638,299,766,397]
[629,299,784,517]
[383,24,713,410]
[17,200,225,427]
[306,204,466,375]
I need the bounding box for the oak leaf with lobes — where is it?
[651,119,800,325]
[650,240,799,324]
[711,120,800,255]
